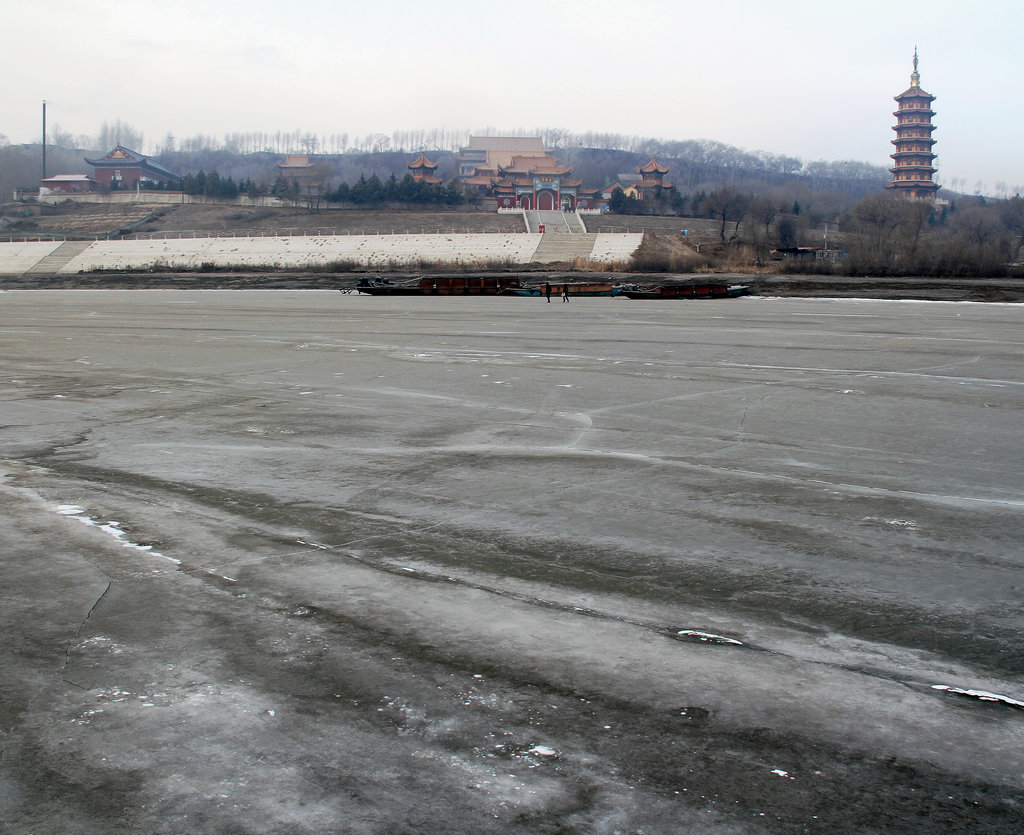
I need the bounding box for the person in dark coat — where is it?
[545,283,552,302]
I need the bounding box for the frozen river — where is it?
[2,290,1023,832]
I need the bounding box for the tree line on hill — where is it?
[2,123,894,207]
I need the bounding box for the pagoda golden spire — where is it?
[911,46,920,87]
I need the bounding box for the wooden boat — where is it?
[622,281,750,299]
[356,275,522,295]
[508,282,616,297]
[354,276,421,295]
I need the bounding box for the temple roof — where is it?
[278,154,314,170]
[602,181,634,193]
[41,174,95,182]
[464,136,546,152]
[895,85,934,100]
[638,158,670,174]
[499,155,573,176]
[84,145,146,165]
[408,153,438,169]
[84,145,179,179]
[461,138,551,172]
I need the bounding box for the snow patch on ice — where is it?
[863,516,919,530]
[932,685,1024,709]
[527,745,557,757]
[675,629,743,645]
[55,505,180,564]
[297,539,329,550]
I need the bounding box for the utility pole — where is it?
[42,100,47,181]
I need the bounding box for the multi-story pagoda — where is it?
[886,49,939,199]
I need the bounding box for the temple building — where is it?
[458,136,598,210]
[634,158,672,199]
[601,181,638,201]
[886,50,939,199]
[39,174,98,195]
[457,136,549,178]
[84,145,180,189]
[277,154,317,188]
[407,153,441,183]
[490,154,592,211]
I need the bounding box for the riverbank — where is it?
[3,269,1023,302]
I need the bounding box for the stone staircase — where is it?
[530,233,598,264]
[523,210,586,234]
[24,240,94,274]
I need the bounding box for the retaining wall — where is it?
[0,241,64,274]
[0,232,643,274]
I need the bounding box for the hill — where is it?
[5,204,529,239]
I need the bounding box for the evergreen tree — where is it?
[349,174,369,204]
[364,173,383,203]
[608,187,630,214]
[332,181,350,203]
[444,180,464,206]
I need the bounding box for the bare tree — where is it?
[896,198,933,262]
[706,187,747,242]
[96,119,144,152]
[998,196,1024,262]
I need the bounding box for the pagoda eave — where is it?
[886,181,939,191]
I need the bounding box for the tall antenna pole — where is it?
[42,100,47,180]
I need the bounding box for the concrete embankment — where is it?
[0,232,643,275]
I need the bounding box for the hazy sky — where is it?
[6,0,1023,193]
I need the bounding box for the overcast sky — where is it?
[5,0,1023,193]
